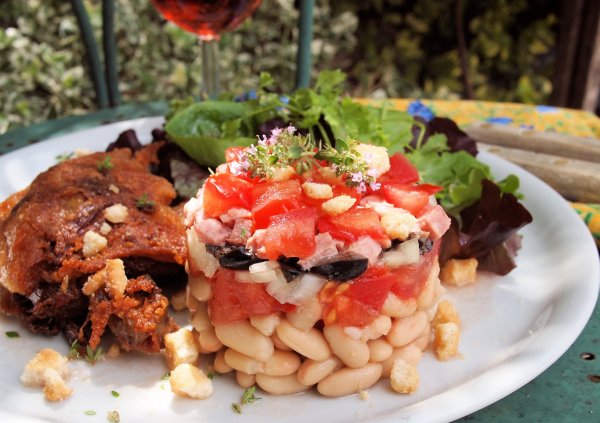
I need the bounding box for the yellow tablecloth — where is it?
[389,99,600,246]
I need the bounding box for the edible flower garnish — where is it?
[230,128,380,193]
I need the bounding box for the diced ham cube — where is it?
[227,219,253,245]
[219,207,252,225]
[298,233,340,270]
[194,218,232,245]
[246,229,267,258]
[346,236,382,265]
[418,205,451,240]
[183,190,204,227]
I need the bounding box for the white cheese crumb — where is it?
[73,148,92,158]
[359,390,370,400]
[302,182,334,199]
[82,230,107,258]
[108,184,120,193]
[321,195,356,216]
[380,208,419,240]
[355,143,390,176]
[104,203,128,224]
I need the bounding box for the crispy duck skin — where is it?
[0,146,186,351]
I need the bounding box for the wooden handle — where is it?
[478,142,600,203]
[465,122,600,163]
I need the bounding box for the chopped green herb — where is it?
[111,390,120,398]
[97,155,113,172]
[85,345,103,363]
[231,403,242,414]
[68,340,81,359]
[56,152,74,163]
[5,331,19,338]
[84,410,96,416]
[239,227,247,239]
[241,386,261,405]
[107,410,120,423]
[206,371,215,380]
[135,193,155,211]
[161,371,171,381]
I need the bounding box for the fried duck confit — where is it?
[0,146,187,353]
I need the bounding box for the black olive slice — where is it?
[206,244,265,270]
[310,254,369,282]
[277,257,304,282]
[418,238,433,255]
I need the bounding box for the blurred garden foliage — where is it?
[0,0,558,134]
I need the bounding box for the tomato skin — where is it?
[319,208,389,246]
[263,207,317,260]
[208,269,295,325]
[203,173,253,218]
[251,180,303,229]
[380,183,441,216]
[384,153,420,184]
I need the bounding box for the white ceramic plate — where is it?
[0,118,598,423]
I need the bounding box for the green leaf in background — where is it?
[165,101,256,167]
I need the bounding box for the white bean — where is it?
[256,373,310,395]
[196,327,223,353]
[223,348,264,375]
[190,302,211,332]
[213,349,233,374]
[215,321,274,362]
[367,339,393,362]
[381,293,417,318]
[386,311,428,347]
[297,356,342,386]
[271,332,292,352]
[286,296,323,331]
[185,286,200,312]
[413,323,431,351]
[276,319,331,361]
[262,350,301,376]
[417,261,440,310]
[188,273,213,302]
[381,343,423,378]
[317,363,383,397]
[250,313,281,337]
[323,324,370,369]
[236,371,256,388]
[360,315,392,342]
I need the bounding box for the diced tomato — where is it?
[390,241,440,299]
[418,204,451,240]
[203,173,253,218]
[263,207,317,259]
[208,269,295,325]
[251,180,303,229]
[380,183,442,216]
[322,266,396,328]
[319,208,389,246]
[384,152,420,184]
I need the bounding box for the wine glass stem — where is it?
[201,39,220,99]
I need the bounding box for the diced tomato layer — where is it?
[263,207,317,259]
[203,173,253,218]
[380,183,442,216]
[321,245,439,327]
[384,153,420,184]
[208,269,295,325]
[390,241,440,299]
[319,208,389,246]
[251,180,303,229]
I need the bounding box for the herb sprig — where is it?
[231,386,261,414]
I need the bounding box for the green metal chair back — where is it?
[70,0,315,109]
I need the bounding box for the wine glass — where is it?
[151,0,263,99]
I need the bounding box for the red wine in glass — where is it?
[151,0,262,96]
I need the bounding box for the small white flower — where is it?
[370,182,381,191]
[351,172,363,183]
[286,125,296,135]
[270,127,283,138]
[246,144,257,155]
[364,153,374,164]
[356,181,367,194]
[257,134,269,146]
